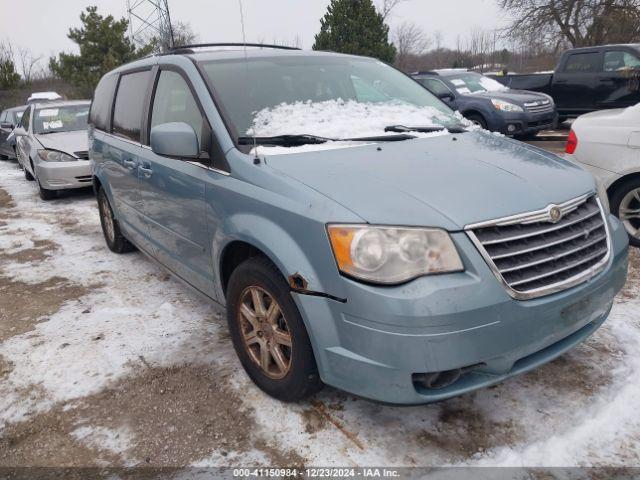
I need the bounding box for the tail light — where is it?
[566,129,578,154]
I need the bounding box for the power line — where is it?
[126,0,174,52]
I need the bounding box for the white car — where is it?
[14,100,92,200]
[26,91,63,104]
[567,103,640,246]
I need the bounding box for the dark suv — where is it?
[0,105,27,159]
[413,70,557,138]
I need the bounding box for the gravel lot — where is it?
[0,156,639,470]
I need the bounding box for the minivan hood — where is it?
[34,130,88,156]
[265,131,595,230]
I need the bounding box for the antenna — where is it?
[237,0,259,161]
[127,0,174,52]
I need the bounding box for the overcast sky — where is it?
[2,0,505,69]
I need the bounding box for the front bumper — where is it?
[294,215,628,404]
[488,110,557,136]
[35,160,92,190]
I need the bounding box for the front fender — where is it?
[212,213,346,304]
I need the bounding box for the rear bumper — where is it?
[573,160,621,192]
[294,215,628,404]
[35,160,92,190]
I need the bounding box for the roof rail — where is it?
[169,43,301,54]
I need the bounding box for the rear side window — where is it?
[603,50,640,71]
[112,70,151,142]
[90,74,118,131]
[150,70,204,147]
[418,78,451,96]
[564,52,601,73]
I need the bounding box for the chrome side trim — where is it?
[465,196,612,301]
[185,160,231,176]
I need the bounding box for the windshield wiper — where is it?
[238,133,420,147]
[384,124,468,134]
[345,134,417,142]
[238,134,333,147]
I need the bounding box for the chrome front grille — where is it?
[524,100,554,115]
[74,151,89,160]
[467,195,610,300]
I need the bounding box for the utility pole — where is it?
[126,0,174,52]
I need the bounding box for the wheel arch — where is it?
[607,171,640,199]
[213,214,344,304]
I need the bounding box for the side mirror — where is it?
[438,92,455,101]
[0,122,13,130]
[150,122,199,159]
[12,127,26,136]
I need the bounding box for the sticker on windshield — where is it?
[39,109,59,118]
[457,87,472,94]
[450,79,466,86]
[43,120,63,130]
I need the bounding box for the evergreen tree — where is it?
[313,0,396,63]
[0,58,20,90]
[50,6,155,96]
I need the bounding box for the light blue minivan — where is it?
[89,44,629,404]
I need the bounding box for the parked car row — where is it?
[412,69,557,138]
[0,45,633,406]
[2,99,92,200]
[490,44,640,119]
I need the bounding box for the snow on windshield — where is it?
[248,99,462,139]
[247,99,474,155]
[478,76,510,92]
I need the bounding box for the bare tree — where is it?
[498,0,640,48]
[378,0,409,19]
[393,22,431,70]
[171,21,198,47]
[17,47,42,84]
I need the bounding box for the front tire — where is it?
[611,178,640,247]
[226,256,323,402]
[37,181,57,200]
[98,188,135,253]
[466,113,487,130]
[24,165,34,181]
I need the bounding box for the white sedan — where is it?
[567,103,640,246]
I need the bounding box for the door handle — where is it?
[554,80,568,84]
[139,165,153,177]
[123,158,137,168]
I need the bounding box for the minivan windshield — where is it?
[199,55,462,142]
[444,72,509,95]
[34,104,90,135]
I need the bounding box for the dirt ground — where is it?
[0,154,639,472]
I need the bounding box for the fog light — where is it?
[507,124,517,133]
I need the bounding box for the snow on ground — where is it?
[0,158,639,468]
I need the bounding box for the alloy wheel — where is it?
[619,188,640,240]
[238,286,292,379]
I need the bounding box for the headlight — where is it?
[37,149,77,162]
[327,225,464,284]
[491,99,524,112]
